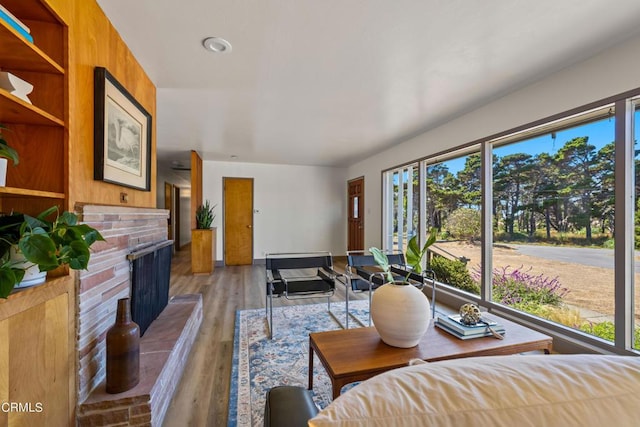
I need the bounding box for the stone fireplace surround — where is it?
[75,205,202,425]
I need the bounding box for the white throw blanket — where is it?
[310,354,640,427]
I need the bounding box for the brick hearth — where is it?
[78,294,203,426]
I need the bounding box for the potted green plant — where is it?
[368,227,438,348]
[0,206,105,298]
[192,200,217,274]
[0,124,20,187]
[195,199,216,229]
[370,227,438,283]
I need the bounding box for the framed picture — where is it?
[94,67,151,191]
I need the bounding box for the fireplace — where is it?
[77,206,202,426]
[76,204,172,402]
[128,240,173,336]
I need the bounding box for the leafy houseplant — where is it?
[0,206,105,298]
[195,200,216,229]
[0,124,19,188]
[369,227,438,284]
[0,124,19,166]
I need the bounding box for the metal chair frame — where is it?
[265,251,347,339]
[344,250,437,328]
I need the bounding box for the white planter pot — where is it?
[370,282,431,348]
[0,157,7,187]
[10,245,47,288]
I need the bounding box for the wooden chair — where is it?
[265,252,346,339]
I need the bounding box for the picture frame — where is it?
[94,67,152,191]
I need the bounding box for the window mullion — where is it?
[419,161,427,250]
[397,171,404,251]
[481,141,493,303]
[384,172,394,250]
[406,166,414,240]
[614,99,634,350]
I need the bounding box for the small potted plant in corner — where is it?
[0,124,20,187]
[0,206,105,298]
[368,227,438,348]
[191,200,217,274]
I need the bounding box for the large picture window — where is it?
[424,150,481,296]
[491,107,616,343]
[381,92,640,354]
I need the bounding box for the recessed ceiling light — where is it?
[202,37,232,53]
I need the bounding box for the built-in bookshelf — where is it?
[0,0,66,216]
[0,1,74,426]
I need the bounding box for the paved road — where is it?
[510,244,640,273]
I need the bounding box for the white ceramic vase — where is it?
[10,245,47,289]
[371,282,431,348]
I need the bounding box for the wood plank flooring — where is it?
[162,247,366,426]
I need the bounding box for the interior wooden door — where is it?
[224,178,254,265]
[348,177,365,251]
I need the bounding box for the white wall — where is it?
[202,161,347,261]
[178,189,191,247]
[347,33,640,251]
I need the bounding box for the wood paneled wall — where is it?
[190,150,203,230]
[47,0,157,209]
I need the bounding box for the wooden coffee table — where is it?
[308,315,552,399]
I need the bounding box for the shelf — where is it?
[0,0,60,24]
[0,186,65,199]
[0,88,64,126]
[0,18,64,74]
[0,274,72,320]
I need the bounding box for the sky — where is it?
[394,108,640,181]
[443,116,617,175]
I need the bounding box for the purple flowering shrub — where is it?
[471,265,569,307]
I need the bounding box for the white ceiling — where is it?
[96,0,640,170]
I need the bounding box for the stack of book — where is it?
[0,4,33,43]
[435,313,506,340]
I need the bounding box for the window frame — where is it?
[380,88,640,355]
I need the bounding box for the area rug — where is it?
[228,300,370,426]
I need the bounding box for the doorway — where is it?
[174,186,181,249]
[164,181,183,251]
[164,182,173,246]
[224,177,254,265]
[348,177,364,251]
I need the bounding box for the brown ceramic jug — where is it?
[106,297,140,393]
